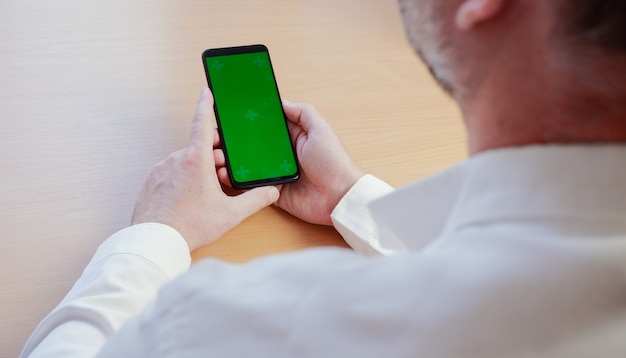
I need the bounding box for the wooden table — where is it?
[0,0,465,355]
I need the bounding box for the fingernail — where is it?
[269,187,280,201]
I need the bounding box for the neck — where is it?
[459,48,626,155]
[450,0,626,155]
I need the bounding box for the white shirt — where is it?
[21,145,626,357]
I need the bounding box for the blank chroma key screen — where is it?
[205,52,297,183]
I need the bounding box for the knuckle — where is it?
[182,147,201,168]
[192,112,204,124]
[165,151,180,166]
[302,103,315,112]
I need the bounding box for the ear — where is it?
[455,0,506,31]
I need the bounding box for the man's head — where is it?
[398,0,626,152]
[398,0,626,97]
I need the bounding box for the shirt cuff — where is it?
[88,223,192,280]
[331,174,395,255]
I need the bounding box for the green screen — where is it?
[205,51,297,184]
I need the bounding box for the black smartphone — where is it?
[202,44,299,189]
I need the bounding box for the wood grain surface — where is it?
[0,0,466,356]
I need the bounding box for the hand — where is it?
[132,88,280,251]
[276,102,365,225]
[217,102,364,226]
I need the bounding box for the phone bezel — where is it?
[202,44,300,190]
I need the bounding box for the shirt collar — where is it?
[368,144,626,251]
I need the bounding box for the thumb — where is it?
[233,186,280,219]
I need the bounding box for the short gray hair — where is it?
[561,0,626,53]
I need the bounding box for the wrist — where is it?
[101,223,192,275]
[339,171,366,201]
[330,174,394,224]
[330,168,366,216]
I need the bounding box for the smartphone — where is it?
[202,44,299,189]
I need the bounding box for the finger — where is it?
[282,100,302,125]
[213,148,226,167]
[233,186,280,219]
[190,87,215,151]
[280,117,299,143]
[213,128,221,148]
[217,167,231,187]
[282,101,325,133]
[283,101,305,139]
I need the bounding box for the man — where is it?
[22,0,626,356]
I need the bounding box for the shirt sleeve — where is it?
[94,247,400,358]
[20,223,191,358]
[331,174,407,256]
